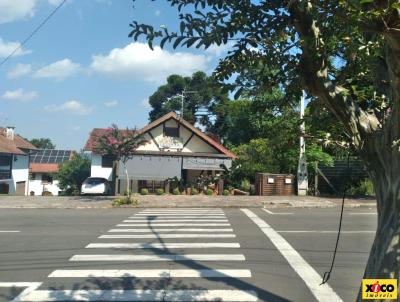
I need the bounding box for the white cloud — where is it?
[155,10,161,16]
[0,0,37,24]
[205,42,234,57]
[90,42,207,83]
[141,98,151,109]
[0,38,31,57]
[34,58,80,81]
[104,100,118,107]
[44,100,93,115]
[7,63,32,79]
[72,125,81,131]
[1,88,38,102]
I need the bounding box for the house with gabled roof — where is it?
[84,112,236,194]
[28,149,74,196]
[0,127,37,195]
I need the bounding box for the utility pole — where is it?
[297,90,308,196]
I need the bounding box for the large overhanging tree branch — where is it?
[130,0,400,299]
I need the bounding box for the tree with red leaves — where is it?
[94,124,147,197]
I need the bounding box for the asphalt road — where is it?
[0,207,376,302]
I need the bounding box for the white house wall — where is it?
[28,173,61,196]
[90,153,113,181]
[10,154,29,195]
[136,120,219,154]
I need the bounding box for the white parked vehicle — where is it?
[81,177,110,195]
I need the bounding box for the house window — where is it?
[102,155,114,168]
[164,126,179,138]
[42,174,53,184]
[30,173,36,180]
[0,154,12,180]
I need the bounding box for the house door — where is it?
[0,183,9,194]
[16,181,26,196]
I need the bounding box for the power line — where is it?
[0,0,67,69]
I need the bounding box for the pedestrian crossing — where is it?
[16,208,258,301]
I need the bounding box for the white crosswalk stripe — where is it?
[108,228,234,232]
[134,213,226,216]
[70,254,246,262]
[86,242,240,249]
[99,234,236,239]
[123,219,229,222]
[18,289,258,301]
[15,208,258,301]
[49,269,251,278]
[116,223,231,226]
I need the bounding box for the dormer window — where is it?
[164,126,179,138]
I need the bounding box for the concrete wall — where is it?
[90,153,113,181]
[9,155,29,195]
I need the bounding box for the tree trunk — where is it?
[356,150,400,301]
[125,165,130,197]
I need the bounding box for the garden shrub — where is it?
[172,188,180,195]
[205,188,213,195]
[347,179,375,197]
[140,188,149,195]
[222,189,230,196]
[156,188,164,195]
[112,197,139,206]
[190,188,199,195]
[240,179,251,192]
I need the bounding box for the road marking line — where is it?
[49,269,250,278]
[241,208,343,302]
[115,223,231,227]
[277,230,375,234]
[140,209,223,211]
[129,216,225,219]
[16,289,258,301]
[108,228,234,233]
[349,213,376,215]
[135,213,226,216]
[262,209,294,215]
[125,219,229,222]
[70,254,246,262]
[86,242,240,249]
[140,211,224,213]
[0,282,43,302]
[0,230,20,233]
[140,208,223,210]
[99,234,236,239]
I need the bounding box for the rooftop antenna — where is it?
[177,89,196,118]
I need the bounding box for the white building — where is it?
[84,112,236,194]
[28,150,74,196]
[0,127,37,195]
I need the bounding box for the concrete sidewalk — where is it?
[0,195,376,209]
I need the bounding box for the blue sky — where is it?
[0,0,231,150]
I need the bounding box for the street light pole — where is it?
[297,90,308,196]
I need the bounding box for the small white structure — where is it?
[85,112,236,195]
[0,127,37,195]
[297,91,308,196]
[28,150,73,196]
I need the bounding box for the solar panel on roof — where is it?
[29,150,72,164]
